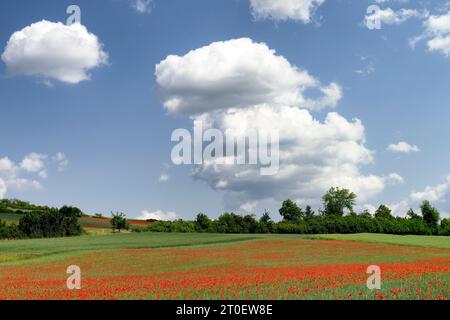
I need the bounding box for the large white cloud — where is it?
[155,38,341,115]
[250,0,324,23]
[2,20,108,84]
[192,105,395,207]
[157,38,398,210]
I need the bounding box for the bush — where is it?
[146,220,196,233]
[18,207,82,239]
[0,219,23,239]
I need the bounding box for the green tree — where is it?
[420,201,440,233]
[279,199,303,223]
[195,213,211,232]
[406,208,421,220]
[322,187,357,217]
[440,218,450,236]
[359,209,372,217]
[260,210,272,224]
[111,212,130,233]
[258,210,273,233]
[374,205,393,219]
[304,205,315,220]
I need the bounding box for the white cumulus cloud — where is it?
[365,8,427,28]
[156,38,341,115]
[192,106,387,207]
[157,38,398,210]
[20,153,47,173]
[0,152,68,198]
[2,20,108,84]
[410,175,450,202]
[387,141,420,153]
[410,11,450,56]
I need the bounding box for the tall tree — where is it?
[322,187,357,217]
[279,199,303,223]
[420,201,440,232]
[374,205,393,219]
[260,210,272,224]
[304,205,315,220]
[195,213,211,232]
[406,208,421,220]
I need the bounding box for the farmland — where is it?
[0,212,150,234]
[0,233,448,300]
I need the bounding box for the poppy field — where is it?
[0,233,449,300]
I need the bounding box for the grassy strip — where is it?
[306,233,450,249]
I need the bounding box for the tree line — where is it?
[0,206,83,239]
[146,187,450,236]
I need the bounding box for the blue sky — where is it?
[1,0,450,220]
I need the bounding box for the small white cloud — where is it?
[132,0,153,14]
[2,20,108,84]
[387,141,420,153]
[240,201,257,213]
[411,11,450,56]
[38,170,48,179]
[410,175,450,202]
[158,174,169,182]
[138,210,177,221]
[0,153,52,198]
[0,157,16,175]
[250,0,325,23]
[216,180,229,189]
[365,7,427,28]
[20,153,47,173]
[386,173,404,185]
[53,152,69,172]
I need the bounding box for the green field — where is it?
[0,232,448,265]
[309,233,450,249]
[0,233,448,300]
[0,233,266,264]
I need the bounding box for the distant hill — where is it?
[0,199,151,231]
[0,199,53,214]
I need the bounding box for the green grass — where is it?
[0,232,448,265]
[308,233,450,249]
[0,233,271,264]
